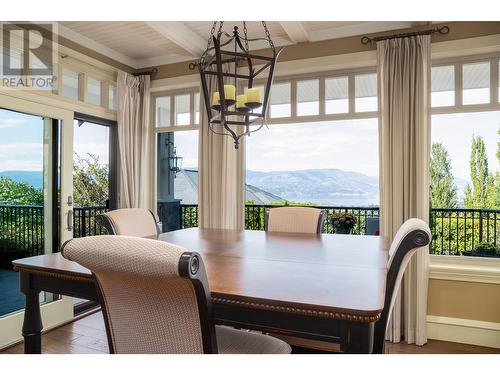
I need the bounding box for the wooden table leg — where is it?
[340,322,374,354]
[20,272,43,354]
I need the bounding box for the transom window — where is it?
[431,56,500,111]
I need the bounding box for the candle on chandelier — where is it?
[212,91,220,106]
[224,84,236,101]
[245,87,261,103]
[236,94,248,109]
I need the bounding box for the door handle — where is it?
[67,209,74,231]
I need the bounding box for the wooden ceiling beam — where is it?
[279,22,311,43]
[146,21,207,57]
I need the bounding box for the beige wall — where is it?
[428,279,500,323]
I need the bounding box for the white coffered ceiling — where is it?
[58,21,428,69]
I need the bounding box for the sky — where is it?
[3,99,500,198]
[0,108,110,173]
[171,110,500,184]
[0,109,43,171]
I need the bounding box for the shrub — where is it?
[474,242,498,256]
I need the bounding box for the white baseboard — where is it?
[427,315,500,349]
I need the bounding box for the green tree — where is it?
[429,142,457,208]
[464,135,492,208]
[0,176,43,205]
[73,153,109,207]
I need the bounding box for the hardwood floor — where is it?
[2,310,499,354]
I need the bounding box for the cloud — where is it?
[246,119,379,176]
[0,118,28,128]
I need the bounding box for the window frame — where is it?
[153,87,200,133]
[431,54,500,114]
[430,53,500,272]
[250,67,378,126]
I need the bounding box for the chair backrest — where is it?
[265,207,326,234]
[61,235,217,354]
[97,208,159,237]
[373,218,431,353]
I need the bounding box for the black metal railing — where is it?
[0,204,107,262]
[73,206,108,238]
[429,208,500,256]
[3,204,500,260]
[180,204,500,257]
[0,205,44,259]
[180,204,380,233]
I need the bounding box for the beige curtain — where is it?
[116,71,153,210]
[377,35,431,346]
[198,74,245,229]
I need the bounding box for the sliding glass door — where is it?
[0,94,74,349]
[72,114,117,312]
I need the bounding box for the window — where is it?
[355,73,377,112]
[155,96,171,128]
[175,94,190,125]
[297,79,319,116]
[194,92,200,124]
[431,110,500,258]
[59,65,115,110]
[109,85,117,110]
[325,76,348,114]
[462,61,490,105]
[432,65,455,107]
[246,118,379,208]
[156,130,198,232]
[430,56,500,258]
[86,77,102,106]
[61,68,80,100]
[270,82,291,118]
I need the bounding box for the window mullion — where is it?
[348,74,355,114]
[290,79,297,119]
[491,58,499,104]
[455,63,463,108]
[319,78,325,116]
[170,95,175,127]
[189,92,195,125]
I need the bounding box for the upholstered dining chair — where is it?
[265,207,326,234]
[96,208,160,238]
[61,235,291,354]
[372,218,432,354]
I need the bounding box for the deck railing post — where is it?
[479,210,484,244]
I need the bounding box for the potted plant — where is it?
[331,212,357,234]
[464,242,499,258]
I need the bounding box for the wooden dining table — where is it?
[12,228,389,354]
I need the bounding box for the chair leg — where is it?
[372,320,387,354]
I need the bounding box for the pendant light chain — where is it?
[217,21,224,37]
[243,22,249,52]
[261,21,275,52]
[205,22,217,50]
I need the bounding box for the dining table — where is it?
[12,227,389,354]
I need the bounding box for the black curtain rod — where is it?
[361,25,450,45]
[133,67,158,76]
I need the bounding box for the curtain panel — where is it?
[377,35,431,346]
[198,73,245,230]
[116,71,153,210]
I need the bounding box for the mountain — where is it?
[173,169,285,205]
[246,168,379,206]
[0,170,43,188]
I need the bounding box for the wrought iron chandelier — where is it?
[192,21,282,149]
